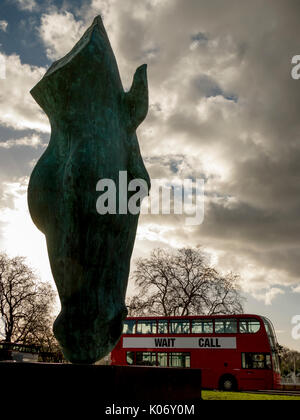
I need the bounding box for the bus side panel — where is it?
[191,349,239,390]
[273,372,282,390]
[238,370,274,391]
[111,343,124,365]
[198,368,216,389]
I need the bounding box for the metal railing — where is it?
[281,377,300,385]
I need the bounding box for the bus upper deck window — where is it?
[170,320,190,334]
[123,320,136,334]
[136,320,157,334]
[192,320,213,334]
[203,322,213,333]
[239,319,261,334]
[215,319,237,334]
[249,321,260,333]
[158,320,168,334]
[263,318,277,350]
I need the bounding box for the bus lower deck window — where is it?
[126,351,134,365]
[242,353,272,369]
[157,352,168,367]
[169,353,191,368]
[136,352,157,366]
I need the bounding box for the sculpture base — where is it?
[0,363,202,412]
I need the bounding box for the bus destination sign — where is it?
[123,337,237,349]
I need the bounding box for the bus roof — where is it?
[125,314,262,321]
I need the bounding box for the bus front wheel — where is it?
[219,375,237,392]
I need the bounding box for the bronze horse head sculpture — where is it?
[28,16,150,363]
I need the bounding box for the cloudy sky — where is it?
[0,0,300,350]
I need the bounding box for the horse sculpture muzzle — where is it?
[27,16,150,364]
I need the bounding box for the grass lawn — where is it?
[202,391,300,400]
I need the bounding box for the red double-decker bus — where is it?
[111,314,281,391]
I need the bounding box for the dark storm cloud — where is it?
[108,0,300,288]
[191,75,223,99]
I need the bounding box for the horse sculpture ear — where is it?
[125,64,149,131]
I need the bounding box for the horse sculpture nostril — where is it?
[27,16,150,364]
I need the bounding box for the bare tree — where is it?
[0,252,58,351]
[127,248,244,316]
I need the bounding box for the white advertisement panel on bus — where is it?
[123,337,237,349]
